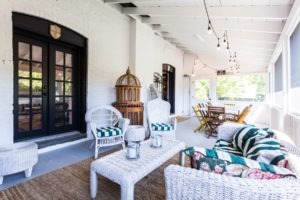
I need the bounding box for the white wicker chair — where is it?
[164,122,300,200]
[147,98,177,140]
[85,105,130,159]
[149,84,160,100]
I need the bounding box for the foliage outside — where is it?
[216,73,266,102]
[195,79,210,100]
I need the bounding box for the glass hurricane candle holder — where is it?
[126,142,140,160]
[151,135,162,148]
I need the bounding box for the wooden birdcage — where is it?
[113,67,144,125]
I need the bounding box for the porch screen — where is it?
[216,73,266,102]
[274,54,283,92]
[289,22,300,114]
[290,22,300,88]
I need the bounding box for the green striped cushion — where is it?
[96,126,122,137]
[232,126,270,155]
[151,123,174,131]
[213,139,242,156]
[246,138,288,167]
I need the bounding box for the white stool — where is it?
[0,142,38,185]
[125,125,145,143]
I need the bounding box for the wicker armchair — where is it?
[147,98,177,140]
[164,122,300,200]
[85,105,130,159]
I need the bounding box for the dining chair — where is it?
[207,106,226,137]
[226,104,252,124]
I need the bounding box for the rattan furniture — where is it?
[124,125,145,143]
[0,142,38,185]
[147,98,177,140]
[90,139,185,200]
[85,105,130,159]
[164,122,300,200]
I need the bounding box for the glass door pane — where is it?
[49,46,76,134]
[14,36,47,140]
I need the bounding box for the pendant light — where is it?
[217,38,220,51]
[208,21,212,35]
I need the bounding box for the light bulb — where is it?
[217,38,220,51]
[226,45,229,52]
[208,26,212,34]
[191,71,196,77]
[208,21,212,35]
[223,38,227,46]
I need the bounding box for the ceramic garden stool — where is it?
[125,125,145,144]
[0,142,38,185]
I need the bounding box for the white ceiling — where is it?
[105,0,295,73]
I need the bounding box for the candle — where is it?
[151,136,157,147]
[128,146,137,159]
[157,136,162,147]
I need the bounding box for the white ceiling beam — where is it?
[159,28,280,43]
[161,32,278,44]
[122,6,291,19]
[104,0,184,4]
[144,18,284,34]
[176,36,276,50]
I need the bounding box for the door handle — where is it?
[42,85,47,96]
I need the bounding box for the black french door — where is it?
[14,34,78,140]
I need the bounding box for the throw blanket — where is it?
[184,146,296,178]
[232,126,288,167]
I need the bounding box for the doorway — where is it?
[191,78,212,111]
[13,13,87,141]
[162,64,176,113]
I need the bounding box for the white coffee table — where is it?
[90,139,185,200]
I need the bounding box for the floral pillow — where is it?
[191,151,287,179]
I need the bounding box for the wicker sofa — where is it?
[164,122,300,200]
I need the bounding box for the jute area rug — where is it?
[0,148,187,200]
[176,116,190,123]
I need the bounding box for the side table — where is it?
[125,125,145,143]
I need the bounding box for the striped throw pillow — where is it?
[246,138,288,167]
[151,123,174,131]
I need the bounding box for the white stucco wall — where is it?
[0,0,185,145]
[132,20,184,114]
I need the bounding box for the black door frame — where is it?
[13,34,49,139]
[13,13,87,141]
[48,44,78,135]
[162,64,176,114]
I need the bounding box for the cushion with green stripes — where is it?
[213,139,243,156]
[96,126,122,138]
[232,126,273,155]
[151,123,174,131]
[246,138,288,167]
[182,146,295,179]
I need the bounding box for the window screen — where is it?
[274,54,283,92]
[290,22,300,88]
